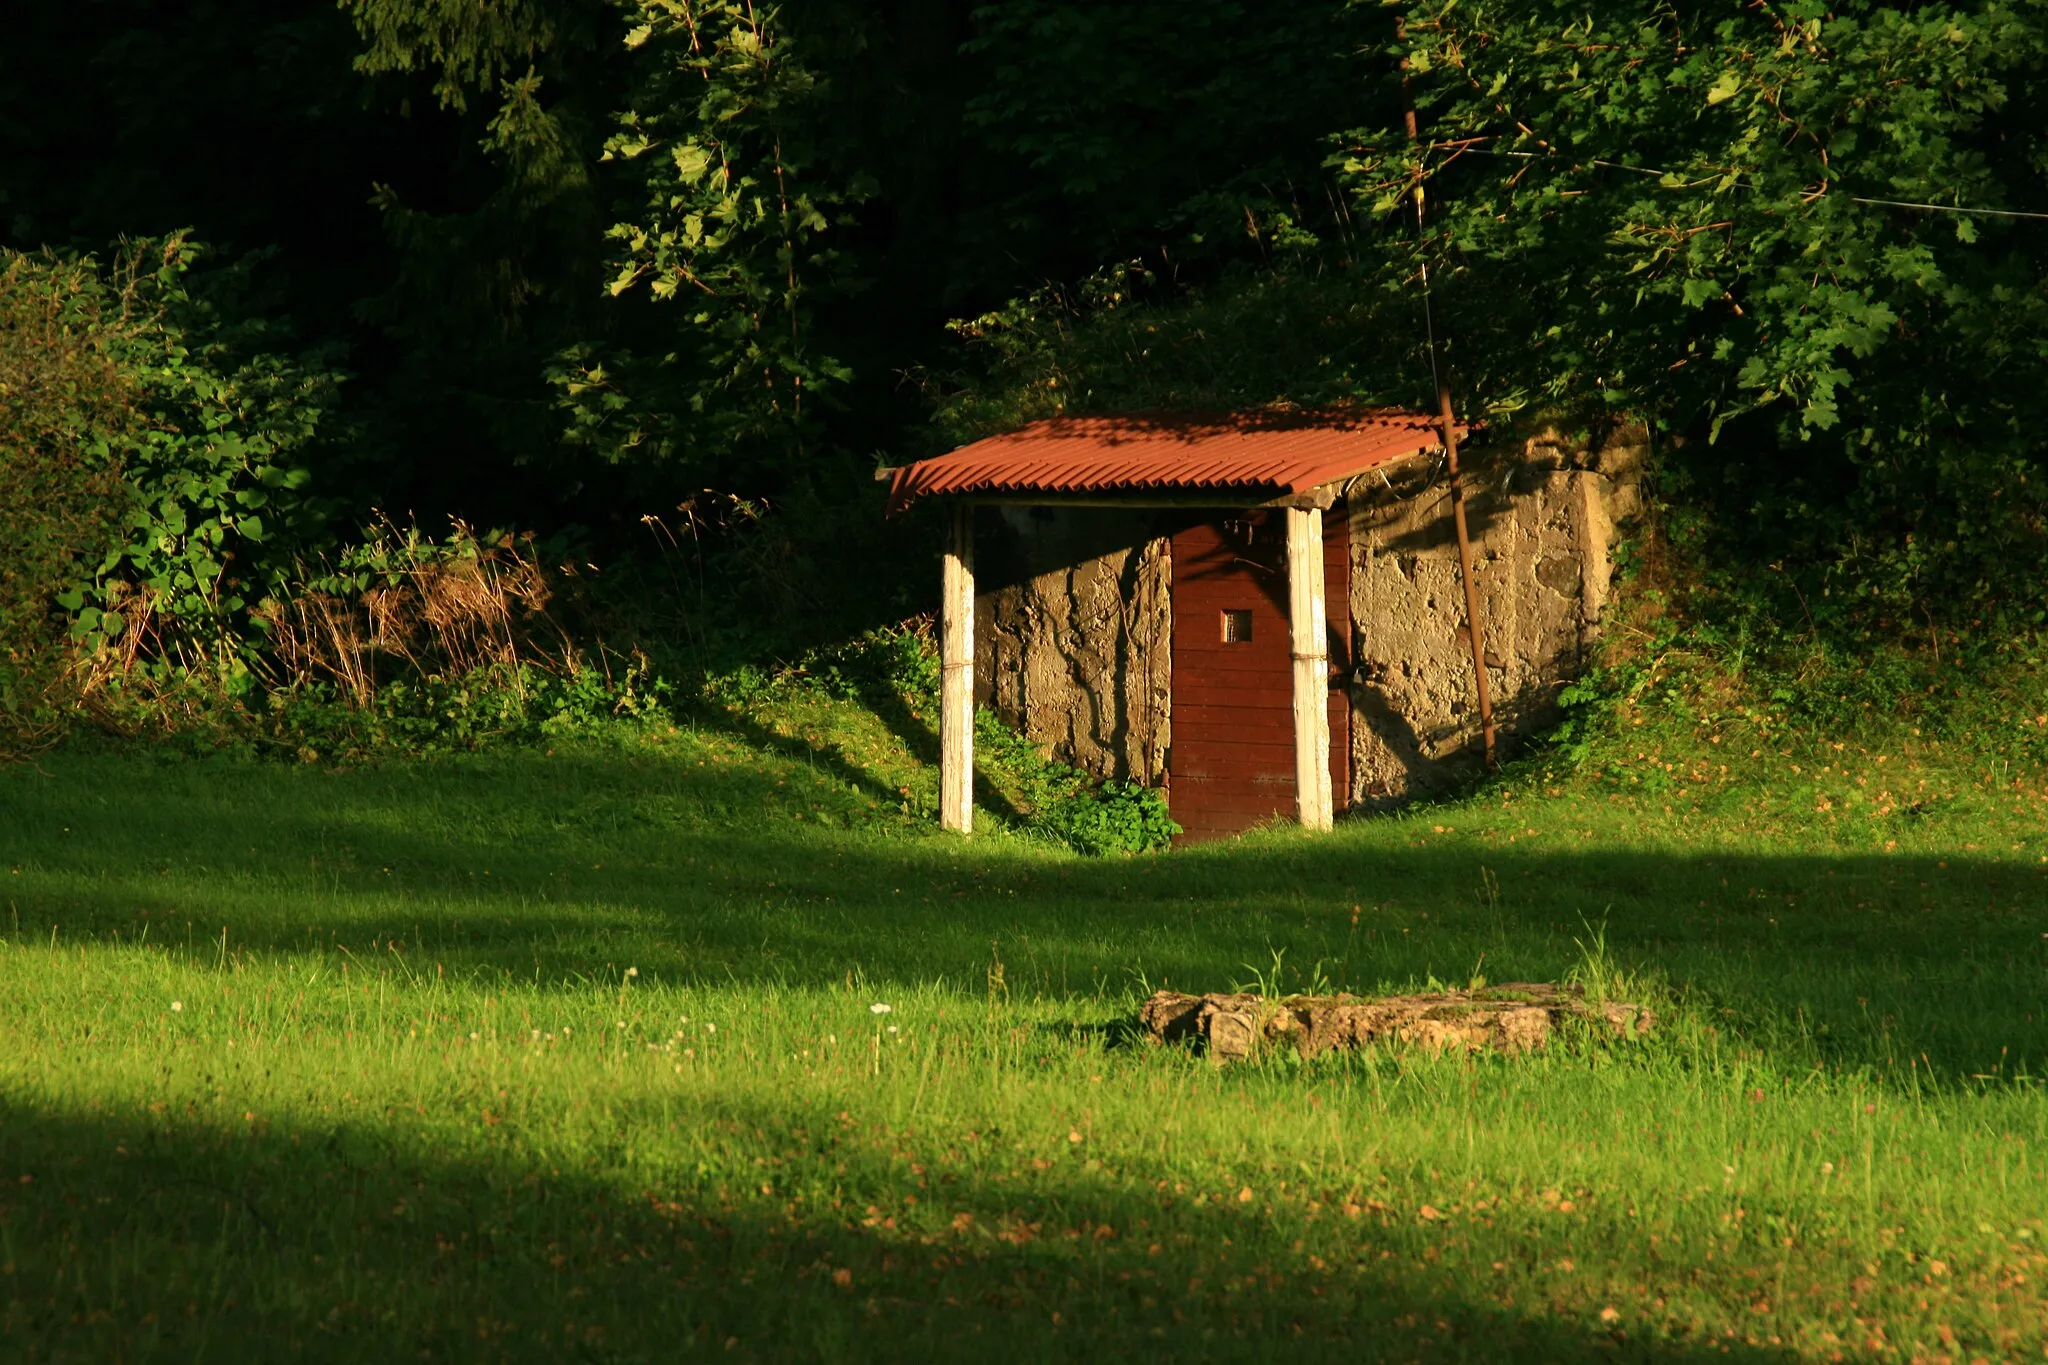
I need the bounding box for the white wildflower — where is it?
[870,1003,893,1015]
[170,1001,183,1013]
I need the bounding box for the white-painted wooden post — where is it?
[1286,505,1333,832]
[939,504,975,833]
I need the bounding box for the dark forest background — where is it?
[4,0,2046,757]
[4,0,1387,522]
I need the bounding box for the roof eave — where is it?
[884,447,1444,517]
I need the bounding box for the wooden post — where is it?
[1286,506,1334,832]
[939,504,975,833]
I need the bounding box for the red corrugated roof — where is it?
[885,410,1452,515]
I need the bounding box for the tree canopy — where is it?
[1361,1,2048,620]
[3,0,2045,642]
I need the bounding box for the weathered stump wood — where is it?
[1140,984,1653,1063]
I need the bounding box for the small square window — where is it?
[1220,609,1253,644]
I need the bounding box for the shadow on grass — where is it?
[5,749,2048,1083]
[699,703,919,814]
[700,695,1029,827]
[0,1097,1796,1364]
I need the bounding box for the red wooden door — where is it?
[1167,512,1349,841]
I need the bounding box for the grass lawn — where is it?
[5,688,2048,1361]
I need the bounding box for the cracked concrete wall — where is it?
[1346,425,1646,806]
[973,507,1171,784]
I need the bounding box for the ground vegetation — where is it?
[6,659,2048,1358]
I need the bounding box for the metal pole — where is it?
[1400,17,1498,770]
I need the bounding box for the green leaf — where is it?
[673,143,712,183]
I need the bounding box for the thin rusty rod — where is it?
[1399,16,1497,769]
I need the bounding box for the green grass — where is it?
[6,682,2048,1362]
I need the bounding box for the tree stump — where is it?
[1138,983,1653,1063]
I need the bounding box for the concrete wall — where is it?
[1346,425,1645,804]
[968,423,1644,808]
[973,506,1172,784]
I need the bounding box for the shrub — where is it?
[70,237,340,667]
[1038,778,1181,856]
[0,255,132,754]
[1,237,344,747]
